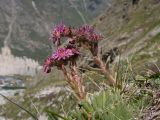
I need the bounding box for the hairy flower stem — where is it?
[71,65,86,99]
[94,56,116,86]
[61,65,75,87]
[61,64,85,100]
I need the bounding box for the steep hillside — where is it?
[94,0,160,71]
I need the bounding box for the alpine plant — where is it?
[44,23,116,100]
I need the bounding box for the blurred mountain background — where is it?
[0,0,109,62]
[0,0,111,76]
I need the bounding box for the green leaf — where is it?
[135,75,146,81]
[44,109,68,120]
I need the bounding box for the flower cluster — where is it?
[53,47,80,64]
[50,24,102,46]
[43,47,80,73]
[50,23,74,47]
[50,23,65,46]
[75,25,103,42]
[52,48,74,60]
[45,23,104,73]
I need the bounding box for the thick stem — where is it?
[94,56,116,86]
[61,65,75,87]
[61,64,85,100]
[71,65,86,99]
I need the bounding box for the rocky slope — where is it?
[142,89,160,120]
[94,0,160,71]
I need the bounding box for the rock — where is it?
[142,90,160,120]
[0,46,41,76]
[38,114,48,120]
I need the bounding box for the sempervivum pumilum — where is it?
[44,23,117,100]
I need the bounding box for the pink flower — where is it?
[53,47,80,59]
[76,25,103,42]
[53,47,80,65]
[44,47,80,73]
[43,56,54,73]
[50,23,75,47]
[52,48,74,60]
[50,23,66,46]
